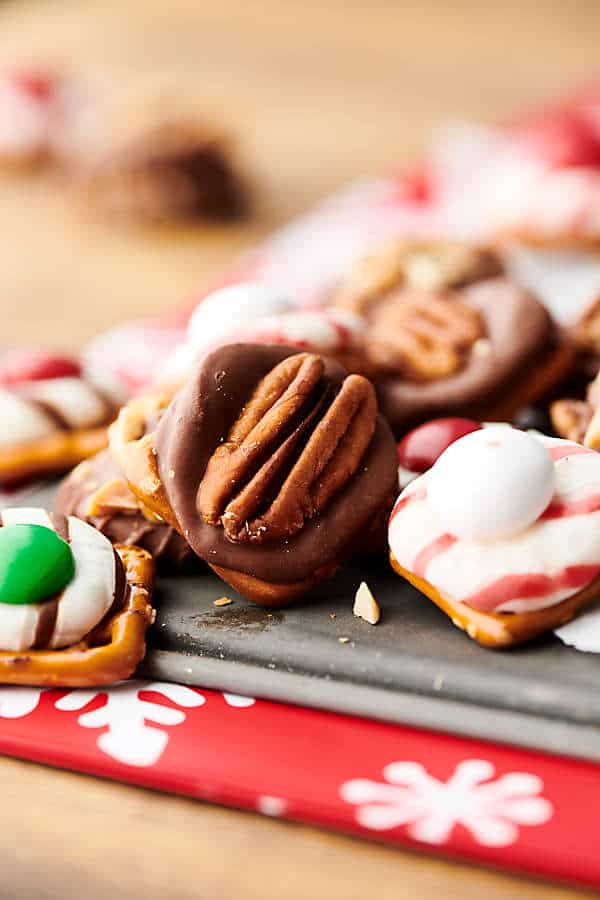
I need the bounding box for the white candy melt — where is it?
[18,377,107,429]
[187,282,293,351]
[250,308,365,350]
[0,509,116,651]
[51,516,115,648]
[0,389,58,447]
[427,428,555,541]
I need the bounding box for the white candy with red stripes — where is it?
[157,282,292,386]
[159,282,367,386]
[0,72,57,161]
[244,308,366,351]
[0,378,112,447]
[0,389,57,448]
[83,322,186,401]
[187,282,293,351]
[428,120,600,246]
[0,508,119,651]
[16,377,110,429]
[491,167,600,242]
[389,430,600,615]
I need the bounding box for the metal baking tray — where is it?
[25,484,600,762]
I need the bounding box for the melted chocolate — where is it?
[32,596,60,648]
[376,279,560,432]
[56,450,196,572]
[154,343,398,584]
[112,548,127,612]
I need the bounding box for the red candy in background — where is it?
[397,418,482,473]
[0,348,81,385]
[10,70,56,103]
[382,167,432,207]
[513,107,600,169]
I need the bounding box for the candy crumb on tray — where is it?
[353,582,381,625]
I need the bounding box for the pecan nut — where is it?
[586,369,600,408]
[573,296,600,354]
[550,398,594,443]
[332,239,503,313]
[198,352,377,544]
[365,291,483,380]
[585,407,600,449]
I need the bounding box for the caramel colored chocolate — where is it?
[56,450,195,572]
[154,344,398,586]
[73,123,247,223]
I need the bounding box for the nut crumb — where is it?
[338,636,351,644]
[213,597,233,607]
[329,612,337,620]
[353,581,380,625]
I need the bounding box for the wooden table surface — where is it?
[0,1,599,897]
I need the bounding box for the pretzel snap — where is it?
[0,426,109,485]
[0,508,155,685]
[108,391,178,528]
[0,376,117,485]
[0,542,155,686]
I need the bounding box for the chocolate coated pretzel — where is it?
[0,426,109,485]
[112,344,398,604]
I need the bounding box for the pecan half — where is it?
[587,369,600,408]
[550,398,594,443]
[585,407,600,449]
[332,240,503,314]
[365,291,483,380]
[574,296,600,354]
[198,353,377,544]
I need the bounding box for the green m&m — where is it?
[0,524,75,605]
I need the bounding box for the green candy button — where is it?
[0,524,75,605]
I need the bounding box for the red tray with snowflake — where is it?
[0,680,598,889]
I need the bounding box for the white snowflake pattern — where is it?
[340,759,553,847]
[0,681,256,767]
[55,680,206,767]
[256,795,288,817]
[222,693,255,708]
[0,686,44,718]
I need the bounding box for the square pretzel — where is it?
[0,544,155,686]
[0,426,109,486]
